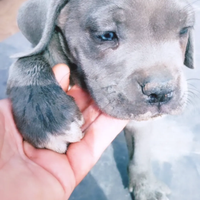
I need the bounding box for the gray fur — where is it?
[7,56,83,150]
[7,0,195,199]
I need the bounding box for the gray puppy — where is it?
[7,0,195,199]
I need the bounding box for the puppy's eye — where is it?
[96,32,117,41]
[179,27,189,36]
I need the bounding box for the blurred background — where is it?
[0,1,199,200]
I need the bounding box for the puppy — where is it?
[7,0,195,199]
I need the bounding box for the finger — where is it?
[67,85,93,112]
[67,114,129,185]
[52,64,70,92]
[52,64,92,111]
[68,88,100,130]
[81,102,101,132]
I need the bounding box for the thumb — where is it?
[53,64,70,92]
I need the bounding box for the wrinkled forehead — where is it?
[86,0,194,30]
[91,0,194,17]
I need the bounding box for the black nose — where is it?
[148,92,173,104]
[141,83,174,105]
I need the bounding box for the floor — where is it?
[0,1,200,200]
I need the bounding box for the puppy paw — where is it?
[128,167,171,200]
[8,83,84,153]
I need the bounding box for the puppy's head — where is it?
[57,0,195,120]
[18,0,195,121]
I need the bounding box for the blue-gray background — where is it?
[0,4,200,200]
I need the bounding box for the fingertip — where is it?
[53,64,70,92]
[23,141,38,159]
[24,141,52,161]
[53,64,70,77]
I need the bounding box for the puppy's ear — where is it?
[184,31,194,69]
[16,0,69,58]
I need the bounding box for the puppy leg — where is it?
[7,55,84,153]
[124,121,170,200]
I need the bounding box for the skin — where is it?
[0,64,128,200]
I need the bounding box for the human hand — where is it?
[0,64,129,200]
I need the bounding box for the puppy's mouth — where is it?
[131,100,186,121]
[99,96,186,121]
[86,82,186,121]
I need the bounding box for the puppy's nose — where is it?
[141,82,174,105]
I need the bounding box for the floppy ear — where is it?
[184,31,194,69]
[15,0,69,58]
